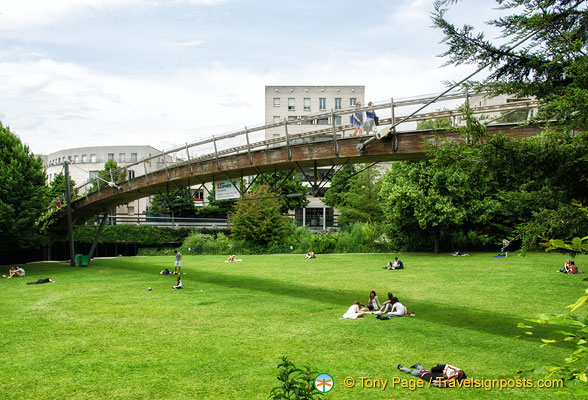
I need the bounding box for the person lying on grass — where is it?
[343,301,365,319]
[304,250,316,259]
[397,363,467,387]
[26,278,55,285]
[172,276,182,290]
[160,268,171,275]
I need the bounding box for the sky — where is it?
[0,0,506,155]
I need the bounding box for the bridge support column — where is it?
[88,213,109,262]
[64,161,76,266]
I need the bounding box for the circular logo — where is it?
[314,373,334,393]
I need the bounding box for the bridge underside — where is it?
[57,124,540,228]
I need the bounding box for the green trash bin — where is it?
[75,254,82,266]
[80,255,89,267]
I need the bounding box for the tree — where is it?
[323,164,357,209]
[90,160,126,192]
[0,122,50,252]
[251,171,309,213]
[337,165,384,228]
[416,116,453,131]
[433,0,588,131]
[150,188,196,217]
[48,173,78,202]
[230,185,292,246]
[380,158,494,253]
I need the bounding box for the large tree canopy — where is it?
[0,122,49,251]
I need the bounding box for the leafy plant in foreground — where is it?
[269,356,322,400]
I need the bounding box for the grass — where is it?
[1,252,587,399]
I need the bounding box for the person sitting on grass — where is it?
[386,257,404,270]
[305,250,316,259]
[397,362,467,387]
[365,290,381,311]
[377,296,407,319]
[343,301,365,319]
[8,266,25,278]
[226,255,236,262]
[378,292,395,313]
[559,259,572,273]
[568,261,579,274]
[172,276,183,290]
[26,278,55,285]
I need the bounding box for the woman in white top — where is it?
[343,301,365,319]
[388,297,407,317]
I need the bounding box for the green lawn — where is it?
[1,252,586,399]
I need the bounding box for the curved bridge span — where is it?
[66,123,540,224]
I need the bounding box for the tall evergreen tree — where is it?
[433,0,588,131]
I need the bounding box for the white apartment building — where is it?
[265,85,365,140]
[44,145,169,217]
[265,86,365,230]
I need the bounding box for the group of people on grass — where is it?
[5,266,25,278]
[559,259,579,274]
[343,291,413,319]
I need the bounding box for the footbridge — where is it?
[50,91,542,234]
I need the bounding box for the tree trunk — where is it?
[433,228,440,254]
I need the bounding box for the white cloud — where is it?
[0,0,226,30]
[175,39,206,47]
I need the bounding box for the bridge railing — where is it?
[73,90,538,197]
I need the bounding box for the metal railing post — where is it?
[245,126,253,165]
[284,118,291,160]
[185,142,193,175]
[331,108,339,156]
[213,135,221,170]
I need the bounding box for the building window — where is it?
[130,153,137,162]
[108,153,114,161]
[273,98,280,107]
[81,154,87,163]
[288,98,295,111]
[67,156,72,162]
[318,118,329,125]
[335,98,342,110]
[335,116,342,125]
[350,98,357,106]
[319,98,326,110]
[193,190,204,201]
[303,98,311,111]
[128,169,135,180]
[273,116,281,123]
[287,116,297,122]
[119,153,125,163]
[89,171,98,180]
[74,155,79,163]
[90,154,96,163]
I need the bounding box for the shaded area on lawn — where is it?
[194,269,572,347]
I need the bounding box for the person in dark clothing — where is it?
[27,278,55,285]
[397,363,466,387]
